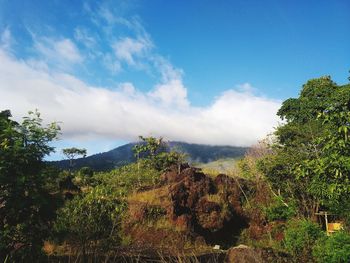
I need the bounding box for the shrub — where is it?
[265,197,296,221]
[93,161,161,195]
[54,186,126,258]
[313,231,350,263]
[284,219,323,261]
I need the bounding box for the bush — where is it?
[284,219,323,261]
[54,186,126,258]
[313,231,350,263]
[93,161,161,195]
[265,197,296,221]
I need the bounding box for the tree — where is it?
[62,147,87,170]
[299,84,350,215]
[260,76,350,219]
[133,136,187,172]
[0,110,60,261]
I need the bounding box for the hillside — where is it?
[51,141,248,171]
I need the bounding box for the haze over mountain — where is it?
[51,141,248,171]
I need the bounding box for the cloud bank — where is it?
[0,3,281,150]
[0,47,280,147]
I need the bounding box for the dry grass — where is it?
[127,186,170,206]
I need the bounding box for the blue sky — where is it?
[0,0,349,160]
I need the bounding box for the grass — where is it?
[127,186,170,206]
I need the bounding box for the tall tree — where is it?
[0,110,60,261]
[260,76,350,219]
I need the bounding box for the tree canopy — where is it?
[260,77,350,219]
[0,110,60,261]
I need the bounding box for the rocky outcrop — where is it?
[124,165,250,248]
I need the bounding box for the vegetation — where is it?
[283,219,323,261]
[0,110,60,262]
[54,187,126,261]
[260,77,350,219]
[236,75,350,261]
[133,136,187,173]
[62,147,87,169]
[313,231,350,263]
[0,74,349,262]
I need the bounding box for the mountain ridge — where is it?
[51,141,249,171]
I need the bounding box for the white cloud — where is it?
[148,55,189,107]
[55,39,83,63]
[0,48,281,147]
[150,79,188,108]
[113,36,152,66]
[34,37,83,66]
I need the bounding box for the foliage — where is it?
[133,136,166,160]
[54,186,126,257]
[313,231,350,263]
[62,147,87,169]
[237,139,272,180]
[93,160,161,196]
[153,151,187,172]
[265,197,296,222]
[76,166,94,186]
[133,136,187,172]
[284,219,323,261]
[260,77,350,218]
[0,110,60,261]
[299,90,350,208]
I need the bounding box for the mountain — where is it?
[51,141,249,171]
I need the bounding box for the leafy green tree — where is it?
[0,110,60,261]
[62,147,87,169]
[133,136,165,165]
[133,136,187,173]
[260,76,350,218]
[299,84,350,205]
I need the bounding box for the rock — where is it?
[226,245,264,263]
[124,165,250,248]
[195,198,223,230]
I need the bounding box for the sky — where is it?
[0,0,349,160]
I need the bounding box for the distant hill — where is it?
[51,141,249,171]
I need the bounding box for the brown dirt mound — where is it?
[124,165,250,249]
